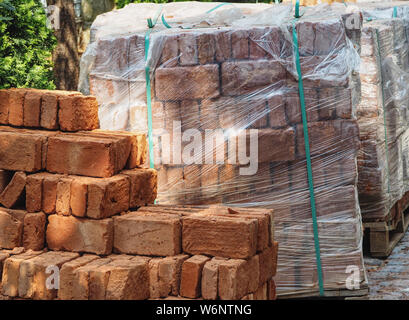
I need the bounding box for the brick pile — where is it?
[83,3,367,296]
[353,2,409,221]
[0,206,278,300]
[0,88,156,254]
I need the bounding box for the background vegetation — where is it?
[0,0,56,89]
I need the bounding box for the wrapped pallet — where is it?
[79,2,368,297]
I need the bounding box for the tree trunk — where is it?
[47,0,79,91]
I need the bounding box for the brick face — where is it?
[180,255,210,298]
[155,65,220,101]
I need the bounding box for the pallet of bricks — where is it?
[0,88,278,300]
[338,1,409,258]
[82,2,368,298]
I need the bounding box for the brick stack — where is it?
[0,88,156,256]
[0,206,278,300]
[353,2,409,221]
[82,3,367,296]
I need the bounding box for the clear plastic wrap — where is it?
[349,2,409,221]
[80,2,367,296]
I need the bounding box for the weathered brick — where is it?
[26,173,46,213]
[0,171,26,208]
[253,128,296,163]
[160,35,178,67]
[182,215,258,259]
[285,89,319,124]
[155,65,220,101]
[58,95,99,132]
[158,254,189,297]
[221,60,286,96]
[46,215,114,255]
[0,90,9,124]
[197,33,216,64]
[0,130,45,172]
[1,250,43,297]
[46,134,131,178]
[23,212,46,251]
[23,91,42,127]
[201,257,228,300]
[253,282,267,300]
[91,130,147,168]
[180,255,210,299]
[178,33,198,66]
[231,30,248,59]
[18,251,79,300]
[148,258,161,299]
[258,246,275,287]
[0,208,25,249]
[89,256,150,300]
[58,254,100,300]
[56,177,73,216]
[215,30,231,62]
[268,95,287,127]
[8,89,25,127]
[113,212,181,256]
[121,168,157,208]
[40,93,58,129]
[42,173,61,214]
[218,259,249,300]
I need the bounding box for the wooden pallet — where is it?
[364,191,409,258]
[277,285,369,300]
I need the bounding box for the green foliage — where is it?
[115,0,272,10]
[0,0,56,89]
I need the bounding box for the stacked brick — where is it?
[0,88,156,256]
[82,3,367,296]
[0,206,278,300]
[353,2,409,221]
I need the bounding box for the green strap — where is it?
[145,26,156,170]
[161,14,172,29]
[292,19,324,297]
[205,2,230,14]
[393,6,398,18]
[375,29,391,194]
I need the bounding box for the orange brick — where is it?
[180,255,210,299]
[121,169,157,208]
[0,172,26,209]
[0,208,25,249]
[58,95,99,132]
[8,89,25,126]
[23,212,46,251]
[23,91,41,127]
[46,215,113,255]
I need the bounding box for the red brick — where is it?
[268,95,287,127]
[180,255,210,299]
[56,177,72,216]
[46,134,131,178]
[89,256,150,300]
[215,30,231,62]
[113,212,181,256]
[23,91,41,127]
[0,90,9,124]
[0,130,45,172]
[221,60,286,96]
[40,93,58,129]
[231,30,248,59]
[90,130,147,168]
[218,259,248,300]
[158,254,189,297]
[26,173,46,213]
[18,251,79,300]
[42,174,61,214]
[46,215,113,255]
[121,168,157,208]
[23,212,46,251]
[58,95,99,132]
[182,215,258,259]
[0,171,26,209]
[285,89,319,124]
[313,19,346,55]
[0,208,25,249]
[0,170,12,194]
[252,128,296,163]
[258,246,275,287]
[1,250,43,297]
[155,65,220,101]
[197,33,215,64]
[178,33,198,66]
[249,27,268,59]
[160,35,178,67]
[201,257,228,300]
[58,254,100,300]
[8,89,25,127]
[84,175,130,219]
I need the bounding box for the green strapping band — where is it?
[205,2,230,14]
[292,15,324,296]
[375,29,391,194]
[393,6,398,18]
